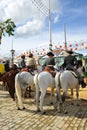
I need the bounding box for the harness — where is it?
[70,71,78,79]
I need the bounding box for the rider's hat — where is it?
[29,53,33,57]
[21,55,25,59]
[66,50,73,54]
[47,51,54,56]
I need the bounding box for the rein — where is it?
[70,71,78,79]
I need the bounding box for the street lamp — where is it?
[10,40,15,65]
[64,24,67,50]
[49,0,52,52]
[11,49,15,65]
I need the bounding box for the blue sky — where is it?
[0,0,87,57]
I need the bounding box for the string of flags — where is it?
[16,41,87,58]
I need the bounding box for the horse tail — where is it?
[55,72,61,89]
[55,72,62,102]
[34,74,40,109]
[15,73,22,99]
[34,74,39,91]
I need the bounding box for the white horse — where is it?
[55,67,86,113]
[15,71,34,110]
[34,71,55,114]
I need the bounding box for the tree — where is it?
[0,19,16,44]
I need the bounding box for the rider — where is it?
[42,51,55,70]
[42,51,56,77]
[63,50,86,88]
[26,53,37,72]
[18,55,26,69]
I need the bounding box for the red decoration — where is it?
[69,44,72,47]
[55,45,57,48]
[75,48,78,50]
[75,43,78,46]
[85,46,87,49]
[44,52,46,54]
[81,43,84,46]
[59,45,62,48]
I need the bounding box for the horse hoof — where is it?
[17,108,21,110]
[13,98,15,101]
[50,102,53,105]
[17,107,26,110]
[36,109,40,112]
[41,111,46,114]
[76,104,80,106]
[64,111,68,114]
[71,102,74,105]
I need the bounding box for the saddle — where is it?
[21,67,35,76]
[21,67,29,72]
[44,66,55,77]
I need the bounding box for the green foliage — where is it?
[0,19,16,44]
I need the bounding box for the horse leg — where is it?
[61,91,68,114]
[40,89,46,114]
[15,93,19,109]
[35,84,40,112]
[15,85,25,110]
[71,88,73,98]
[50,87,54,104]
[76,87,79,106]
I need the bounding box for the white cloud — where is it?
[54,15,59,23]
[0,0,87,57]
[16,19,44,37]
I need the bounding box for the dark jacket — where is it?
[19,59,26,68]
[4,61,10,72]
[42,57,55,69]
[63,55,77,69]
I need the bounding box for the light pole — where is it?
[49,0,52,52]
[64,24,67,50]
[11,49,15,65]
[10,41,15,65]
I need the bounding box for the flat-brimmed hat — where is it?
[21,55,25,59]
[29,53,33,57]
[47,52,54,56]
[66,50,73,54]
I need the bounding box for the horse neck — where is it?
[77,66,83,75]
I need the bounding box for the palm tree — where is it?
[0,19,16,44]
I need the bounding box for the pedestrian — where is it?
[4,60,10,72]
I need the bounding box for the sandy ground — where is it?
[0,80,87,100]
